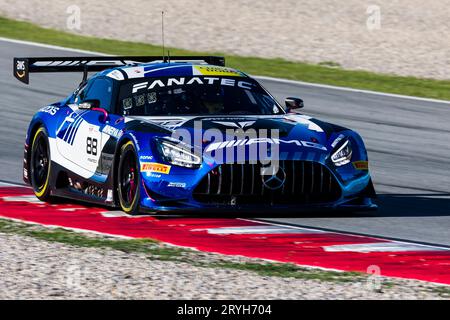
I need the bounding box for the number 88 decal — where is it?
[86,137,98,156]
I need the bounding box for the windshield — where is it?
[118,76,284,116]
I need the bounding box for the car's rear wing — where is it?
[13,55,225,84]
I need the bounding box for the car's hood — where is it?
[125,114,351,165]
[129,113,345,142]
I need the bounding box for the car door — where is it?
[56,77,114,177]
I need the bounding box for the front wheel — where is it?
[30,127,52,201]
[117,141,140,214]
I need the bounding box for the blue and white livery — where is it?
[15,55,376,214]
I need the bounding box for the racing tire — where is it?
[30,127,52,201]
[117,141,140,215]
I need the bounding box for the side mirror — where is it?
[285,97,304,112]
[78,99,100,110]
[78,99,108,122]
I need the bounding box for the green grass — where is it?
[0,217,370,284]
[431,286,450,298]
[206,261,365,283]
[1,16,450,101]
[0,218,185,260]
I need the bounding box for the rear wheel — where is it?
[30,127,52,201]
[117,141,140,214]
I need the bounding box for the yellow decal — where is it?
[353,161,369,170]
[141,162,171,174]
[193,65,242,77]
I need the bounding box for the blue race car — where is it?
[14,55,376,214]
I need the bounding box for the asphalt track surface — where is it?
[0,39,449,246]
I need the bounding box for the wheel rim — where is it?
[32,134,49,190]
[120,150,138,208]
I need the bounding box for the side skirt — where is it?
[48,161,116,207]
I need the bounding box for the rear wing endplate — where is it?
[13,55,225,84]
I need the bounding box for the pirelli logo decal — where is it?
[353,161,369,170]
[141,162,171,174]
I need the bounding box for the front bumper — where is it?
[139,159,377,215]
[139,195,378,215]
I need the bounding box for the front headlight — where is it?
[157,140,201,168]
[331,140,352,166]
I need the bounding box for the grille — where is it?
[193,161,341,205]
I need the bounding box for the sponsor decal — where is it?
[123,97,133,110]
[139,155,154,161]
[134,94,146,107]
[15,59,26,79]
[106,70,124,81]
[201,117,258,121]
[193,65,242,77]
[39,105,59,116]
[102,125,123,139]
[167,182,187,188]
[141,162,171,174]
[131,77,254,94]
[148,92,157,104]
[147,173,161,178]
[205,138,327,153]
[353,161,369,170]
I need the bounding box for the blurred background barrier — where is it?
[0,0,449,80]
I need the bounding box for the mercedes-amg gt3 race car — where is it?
[14,55,376,214]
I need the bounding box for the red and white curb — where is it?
[0,185,449,285]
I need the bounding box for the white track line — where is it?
[239,218,450,251]
[0,37,107,55]
[192,225,323,235]
[254,75,450,105]
[2,37,449,105]
[0,181,25,187]
[323,242,446,253]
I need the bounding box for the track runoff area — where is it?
[1,183,449,285]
